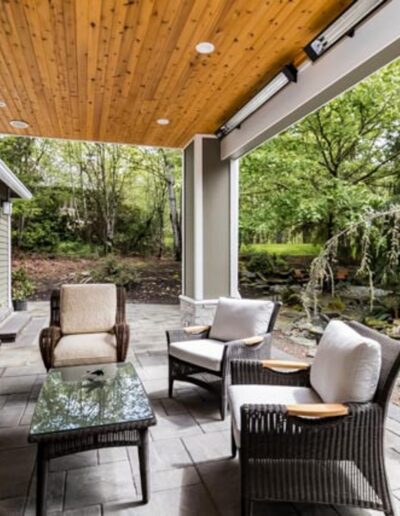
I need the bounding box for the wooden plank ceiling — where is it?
[0,0,351,148]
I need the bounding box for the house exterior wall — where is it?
[0,183,11,322]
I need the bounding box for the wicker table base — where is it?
[28,363,156,516]
[35,427,149,516]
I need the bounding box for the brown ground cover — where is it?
[13,254,181,304]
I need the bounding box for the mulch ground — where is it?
[13,254,181,304]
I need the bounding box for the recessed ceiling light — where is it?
[157,118,170,126]
[0,101,6,108]
[195,42,215,54]
[10,120,29,129]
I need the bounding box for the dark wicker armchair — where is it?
[166,298,281,419]
[230,320,400,516]
[39,285,130,370]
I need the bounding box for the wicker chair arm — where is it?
[115,322,130,362]
[166,327,210,346]
[225,335,271,359]
[39,326,62,371]
[231,359,311,387]
[262,359,310,370]
[286,403,348,418]
[184,325,211,335]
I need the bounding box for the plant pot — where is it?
[13,299,28,311]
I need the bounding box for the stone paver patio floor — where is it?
[0,302,399,515]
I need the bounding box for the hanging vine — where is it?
[302,205,400,320]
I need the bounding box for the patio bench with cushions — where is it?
[39,283,130,370]
[166,297,281,419]
[229,319,400,516]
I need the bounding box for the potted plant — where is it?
[12,267,35,311]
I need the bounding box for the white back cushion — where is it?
[310,320,381,403]
[209,297,275,342]
[60,284,117,334]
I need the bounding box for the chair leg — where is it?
[220,392,227,420]
[241,496,251,516]
[231,428,237,458]
[168,376,174,398]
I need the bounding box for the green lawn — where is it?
[242,243,321,257]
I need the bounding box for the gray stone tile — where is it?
[0,376,37,395]
[160,398,188,415]
[3,365,46,377]
[136,364,168,381]
[387,417,400,438]
[128,437,193,472]
[19,401,36,426]
[141,378,168,400]
[134,466,200,494]
[0,446,36,498]
[0,405,25,427]
[103,483,219,516]
[98,447,127,464]
[199,418,231,433]
[182,430,231,463]
[45,470,66,513]
[63,506,102,516]
[149,413,202,441]
[0,425,31,450]
[197,458,240,515]
[64,461,136,508]
[0,496,26,515]
[50,450,98,472]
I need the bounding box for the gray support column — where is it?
[180,135,239,325]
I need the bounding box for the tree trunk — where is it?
[162,152,182,261]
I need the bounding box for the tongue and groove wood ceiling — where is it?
[0,0,351,148]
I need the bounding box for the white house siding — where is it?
[0,211,10,311]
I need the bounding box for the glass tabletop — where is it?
[29,362,155,437]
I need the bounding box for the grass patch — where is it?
[242,243,321,257]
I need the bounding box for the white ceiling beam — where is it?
[221,0,400,160]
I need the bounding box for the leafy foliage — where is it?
[90,256,138,289]
[240,60,400,250]
[0,138,182,258]
[12,267,35,301]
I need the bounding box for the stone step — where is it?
[0,312,32,343]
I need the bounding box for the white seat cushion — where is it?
[169,339,225,372]
[53,333,117,367]
[209,297,275,342]
[228,385,321,447]
[60,284,117,335]
[310,320,381,403]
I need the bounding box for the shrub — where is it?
[91,256,138,289]
[12,267,35,301]
[245,251,288,275]
[246,252,275,275]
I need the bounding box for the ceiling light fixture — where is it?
[0,101,6,108]
[195,42,215,54]
[304,0,388,61]
[156,118,170,126]
[9,120,30,129]
[216,64,298,137]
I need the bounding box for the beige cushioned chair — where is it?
[167,297,281,419]
[39,284,130,370]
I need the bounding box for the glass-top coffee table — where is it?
[29,362,156,516]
